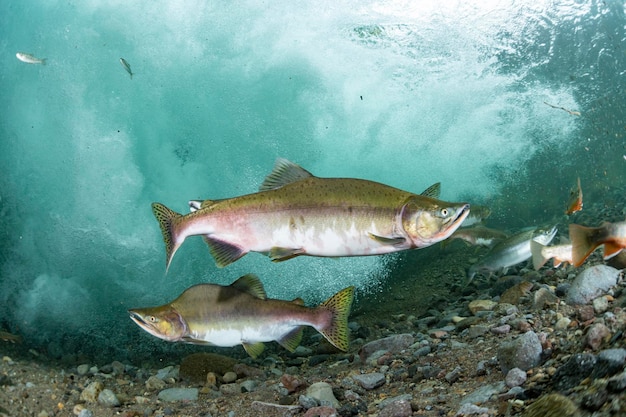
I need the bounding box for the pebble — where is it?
[584,323,611,351]
[358,334,414,362]
[468,299,497,315]
[222,371,237,383]
[593,295,610,314]
[455,403,490,416]
[77,410,93,417]
[379,399,412,417]
[552,353,597,391]
[97,389,120,407]
[497,331,543,373]
[592,348,626,378]
[145,375,166,390]
[77,364,90,376]
[490,324,511,335]
[522,393,580,417]
[461,382,506,405]
[157,388,199,402]
[565,265,619,305]
[79,381,103,403]
[220,383,241,396]
[445,366,463,384]
[352,372,385,390]
[505,368,527,388]
[306,382,340,408]
[554,316,571,330]
[299,394,319,409]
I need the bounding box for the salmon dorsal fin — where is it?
[231,274,267,299]
[259,158,313,191]
[420,182,441,199]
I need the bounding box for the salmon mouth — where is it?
[437,203,471,241]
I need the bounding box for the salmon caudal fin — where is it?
[151,202,183,271]
[569,223,597,267]
[317,286,355,352]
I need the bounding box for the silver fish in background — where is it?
[16,52,46,65]
[460,204,491,227]
[468,225,557,281]
[153,158,470,269]
[119,58,133,79]
[129,274,355,358]
[442,225,508,249]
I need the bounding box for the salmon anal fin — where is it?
[204,236,247,267]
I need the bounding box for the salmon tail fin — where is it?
[569,223,597,267]
[530,240,548,270]
[151,202,183,271]
[317,286,355,352]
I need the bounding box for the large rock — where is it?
[497,331,542,374]
[566,265,620,305]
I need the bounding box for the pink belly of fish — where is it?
[213,216,404,256]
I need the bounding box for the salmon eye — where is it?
[441,208,449,217]
[149,316,158,323]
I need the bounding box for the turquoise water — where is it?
[1,1,624,360]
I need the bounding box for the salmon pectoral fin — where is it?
[368,233,406,246]
[277,327,304,352]
[269,247,305,262]
[242,342,265,358]
[204,236,247,268]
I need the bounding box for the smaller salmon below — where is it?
[468,225,557,281]
[129,274,355,358]
[530,240,573,270]
[460,205,491,228]
[119,58,133,79]
[565,177,583,215]
[442,225,507,249]
[569,220,626,267]
[16,52,46,65]
[0,330,22,344]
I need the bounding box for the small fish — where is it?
[460,205,491,227]
[565,177,583,215]
[119,58,133,79]
[0,330,22,344]
[16,52,46,65]
[569,221,626,267]
[129,274,354,358]
[154,158,470,269]
[468,225,557,281]
[443,225,508,248]
[530,241,573,270]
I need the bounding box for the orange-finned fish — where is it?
[569,221,626,267]
[153,158,470,269]
[565,177,583,215]
[530,241,573,270]
[129,274,354,358]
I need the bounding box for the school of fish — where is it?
[129,161,625,358]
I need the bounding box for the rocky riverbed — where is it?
[1,242,625,417]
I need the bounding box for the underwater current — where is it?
[0,0,625,361]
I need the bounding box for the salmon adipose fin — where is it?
[317,286,355,352]
[152,203,183,271]
[569,223,597,267]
